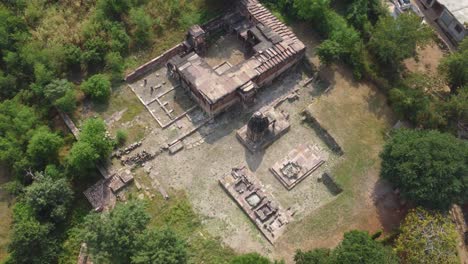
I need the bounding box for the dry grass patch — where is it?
[274,65,396,260]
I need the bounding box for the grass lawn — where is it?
[275,63,396,258]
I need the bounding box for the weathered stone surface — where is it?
[219,167,291,243]
[270,144,326,190]
[237,108,290,152]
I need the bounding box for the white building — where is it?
[420,0,467,44]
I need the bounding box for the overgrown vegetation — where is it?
[395,208,459,264]
[294,230,398,264]
[1,0,466,262]
[0,0,230,262]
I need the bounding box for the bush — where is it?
[81,74,111,102]
[230,253,272,264]
[105,52,124,82]
[129,7,153,47]
[294,230,398,264]
[44,79,77,113]
[439,38,468,93]
[370,13,432,72]
[115,129,128,146]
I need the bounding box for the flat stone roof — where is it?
[438,0,468,25]
[173,52,259,103]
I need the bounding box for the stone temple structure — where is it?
[167,0,306,116]
[236,108,290,152]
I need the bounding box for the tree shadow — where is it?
[371,178,410,233]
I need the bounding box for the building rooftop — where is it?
[438,0,468,25]
[170,0,305,105]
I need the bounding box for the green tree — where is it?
[44,79,77,113]
[66,118,112,173]
[81,200,150,264]
[26,126,63,168]
[389,86,446,129]
[81,74,111,102]
[0,100,40,176]
[330,231,398,264]
[231,253,272,264]
[66,141,99,173]
[380,129,468,209]
[24,173,73,222]
[129,7,153,47]
[81,36,109,68]
[7,216,59,264]
[395,208,459,264]
[80,118,114,159]
[439,38,468,93]
[370,13,432,71]
[132,229,187,264]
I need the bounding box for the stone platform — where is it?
[270,144,325,190]
[236,108,290,152]
[219,167,291,243]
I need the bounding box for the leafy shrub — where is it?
[81,74,111,102]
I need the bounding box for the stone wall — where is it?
[202,15,226,35]
[301,110,344,156]
[125,43,186,83]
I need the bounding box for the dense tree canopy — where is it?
[294,230,398,264]
[81,201,150,263]
[26,126,63,168]
[380,129,468,209]
[24,173,73,223]
[80,200,189,264]
[395,208,459,264]
[0,100,41,177]
[7,215,59,264]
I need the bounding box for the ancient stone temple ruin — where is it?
[270,144,326,190]
[219,167,291,243]
[237,108,290,152]
[167,0,306,115]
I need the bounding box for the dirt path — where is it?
[404,41,446,75]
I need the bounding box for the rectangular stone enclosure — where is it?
[219,167,292,243]
[270,144,325,190]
